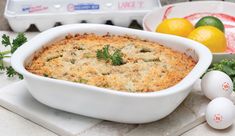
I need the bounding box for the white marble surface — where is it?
[182,122,235,136]
[0,106,57,136]
[0,81,102,136]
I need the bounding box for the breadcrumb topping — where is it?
[26,34,196,92]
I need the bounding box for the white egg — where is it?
[201,71,233,100]
[206,97,235,129]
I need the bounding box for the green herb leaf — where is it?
[0,33,27,79]
[96,45,111,61]
[0,62,4,71]
[111,50,123,66]
[79,78,88,83]
[1,34,11,47]
[222,65,235,76]
[43,73,49,77]
[0,53,5,71]
[11,33,27,53]
[6,66,23,79]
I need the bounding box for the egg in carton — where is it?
[4,0,161,32]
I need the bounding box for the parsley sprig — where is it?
[96,45,124,66]
[0,33,27,79]
[96,45,111,61]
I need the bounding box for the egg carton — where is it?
[4,0,162,32]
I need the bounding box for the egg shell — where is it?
[206,97,235,129]
[201,71,233,100]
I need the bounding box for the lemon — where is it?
[195,16,225,32]
[188,26,226,53]
[156,18,194,37]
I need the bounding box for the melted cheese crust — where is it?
[26,34,196,92]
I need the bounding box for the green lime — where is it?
[195,16,225,32]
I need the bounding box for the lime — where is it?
[188,26,226,53]
[195,16,225,32]
[156,18,194,37]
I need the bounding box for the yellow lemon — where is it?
[156,18,194,37]
[188,26,226,53]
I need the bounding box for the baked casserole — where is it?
[26,33,196,92]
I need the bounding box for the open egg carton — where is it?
[4,0,162,32]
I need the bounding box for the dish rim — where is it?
[11,24,212,98]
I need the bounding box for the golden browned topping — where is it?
[26,34,196,92]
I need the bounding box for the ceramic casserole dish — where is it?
[11,24,212,123]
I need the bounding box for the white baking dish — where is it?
[11,24,212,123]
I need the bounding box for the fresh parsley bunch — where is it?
[0,33,27,79]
